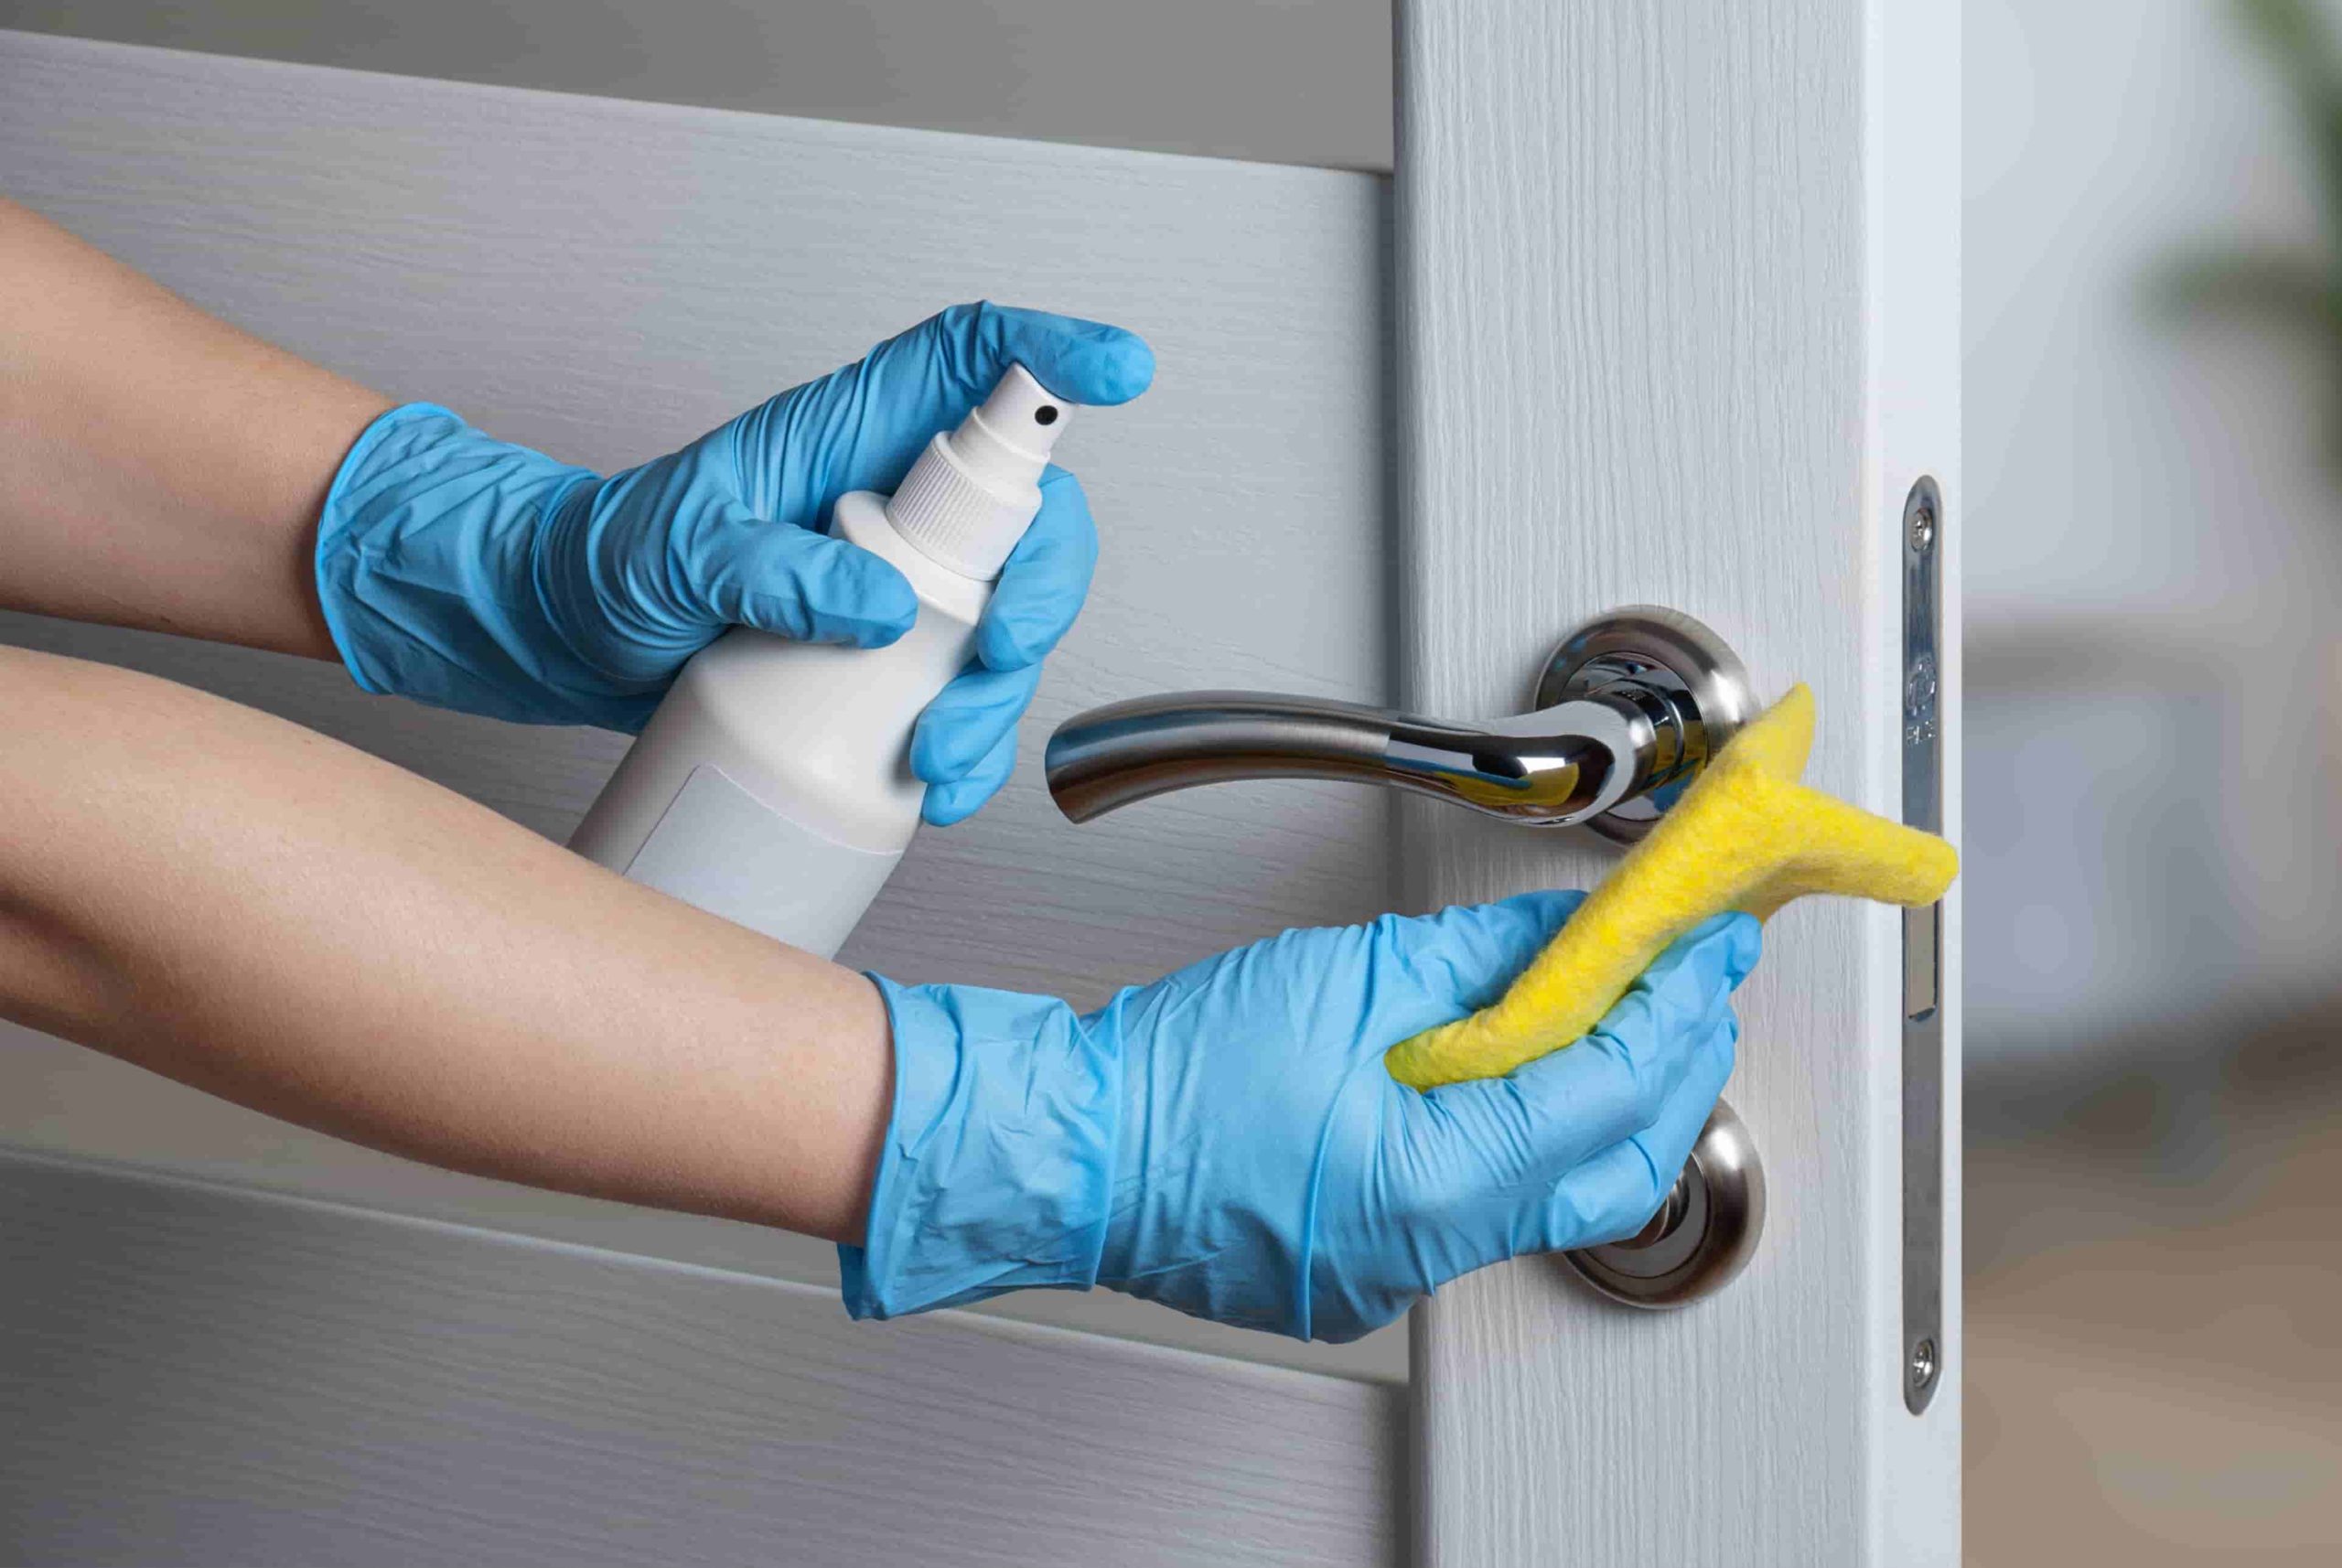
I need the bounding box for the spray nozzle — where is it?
[886,363,1069,581]
[964,364,1068,461]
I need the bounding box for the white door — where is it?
[0,5,1958,1563]
[1395,4,1962,1563]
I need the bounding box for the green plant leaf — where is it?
[2145,247,2339,333]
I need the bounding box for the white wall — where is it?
[1965,0,2342,1076]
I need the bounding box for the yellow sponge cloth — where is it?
[1383,683,1956,1090]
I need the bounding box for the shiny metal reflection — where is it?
[1561,1100,1766,1309]
[1534,605,1756,844]
[1046,691,1644,827]
[1045,607,1756,841]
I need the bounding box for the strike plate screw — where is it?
[1908,1336,1939,1393]
[1907,500,1937,554]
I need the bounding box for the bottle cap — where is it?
[886,364,1068,580]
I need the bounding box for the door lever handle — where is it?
[1049,606,1769,1307]
[1046,689,1642,827]
[1046,607,1754,843]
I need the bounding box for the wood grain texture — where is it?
[1393,2,1961,1563]
[0,1149,1402,1566]
[0,31,1408,1380]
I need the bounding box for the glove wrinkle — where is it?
[844,893,1757,1344]
[315,306,1148,800]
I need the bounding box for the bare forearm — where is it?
[0,645,891,1241]
[0,196,389,656]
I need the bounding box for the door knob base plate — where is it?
[1561,1100,1765,1308]
[1536,607,1756,844]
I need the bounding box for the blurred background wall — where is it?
[5,0,2338,1559]
[1963,2,2342,1560]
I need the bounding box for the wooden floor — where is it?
[1964,1010,2342,1564]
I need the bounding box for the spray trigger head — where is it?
[885,362,1069,580]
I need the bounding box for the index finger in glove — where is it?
[918,301,1156,409]
[735,304,1155,526]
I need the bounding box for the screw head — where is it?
[1907,502,1937,554]
[1903,651,1938,719]
[1908,1336,1939,1391]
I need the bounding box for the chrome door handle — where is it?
[1047,607,1755,843]
[1046,689,1640,826]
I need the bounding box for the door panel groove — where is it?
[0,1150,1401,1566]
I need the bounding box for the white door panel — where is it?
[0,1150,1401,1566]
[0,28,1402,1381]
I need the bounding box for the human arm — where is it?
[0,194,1153,822]
[0,643,890,1240]
[1,644,1755,1335]
[0,195,389,656]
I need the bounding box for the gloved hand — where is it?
[844,892,1758,1342]
[316,302,1155,824]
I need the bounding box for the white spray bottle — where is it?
[568,366,1070,956]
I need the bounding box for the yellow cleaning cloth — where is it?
[1384,683,1957,1090]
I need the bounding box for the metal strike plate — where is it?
[1562,1101,1765,1308]
[1901,476,1945,1414]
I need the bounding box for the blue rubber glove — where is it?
[843,893,1759,1342]
[316,303,1155,825]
